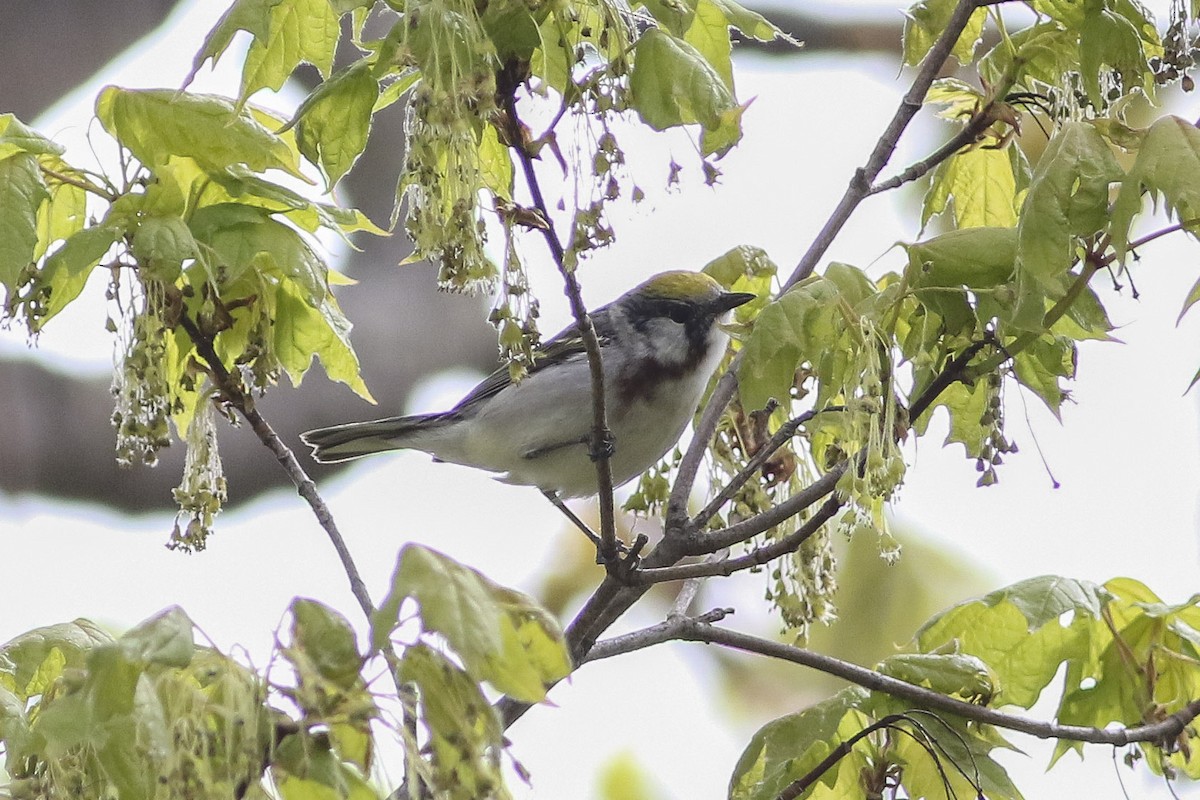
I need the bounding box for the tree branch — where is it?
[691,407,834,530]
[177,313,374,620]
[693,467,844,554]
[677,620,1200,747]
[632,497,841,585]
[782,0,988,294]
[667,0,988,535]
[497,65,619,565]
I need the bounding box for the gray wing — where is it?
[451,307,616,416]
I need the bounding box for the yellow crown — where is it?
[635,270,722,301]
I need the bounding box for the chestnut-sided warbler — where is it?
[302,271,754,498]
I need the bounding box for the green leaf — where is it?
[481,0,542,60]
[0,153,49,295]
[274,731,378,800]
[273,277,373,400]
[904,227,1017,289]
[189,203,325,300]
[201,164,386,237]
[916,576,1107,708]
[95,87,306,180]
[1079,8,1151,107]
[729,687,870,800]
[239,0,341,103]
[289,598,362,690]
[284,599,376,774]
[980,22,1079,89]
[35,222,126,328]
[684,0,735,90]
[1054,578,1200,777]
[477,123,514,201]
[876,651,996,702]
[702,244,777,323]
[931,378,991,457]
[903,0,986,66]
[923,147,1022,229]
[0,114,64,160]
[709,0,784,42]
[372,545,571,702]
[1031,0,1085,26]
[1112,116,1200,261]
[400,644,505,800]
[0,619,112,701]
[0,684,32,767]
[33,158,88,261]
[1016,122,1121,292]
[1011,334,1075,417]
[294,60,379,188]
[130,215,196,281]
[738,279,832,413]
[186,0,276,87]
[629,28,743,156]
[117,606,195,668]
[870,695,1024,800]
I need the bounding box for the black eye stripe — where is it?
[657,300,693,324]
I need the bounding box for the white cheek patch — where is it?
[643,318,692,366]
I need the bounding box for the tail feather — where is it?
[301,413,454,463]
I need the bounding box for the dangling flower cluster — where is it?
[975,369,1017,487]
[489,240,540,383]
[111,282,173,467]
[170,401,227,553]
[770,523,839,640]
[833,320,906,562]
[1157,1,1198,89]
[398,0,501,292]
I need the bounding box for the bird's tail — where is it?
[301,413,455,463]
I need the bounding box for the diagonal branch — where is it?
[177,314,374,619]
[607,614,1200,748]
[632,497,841,585]
[691,407,835,530]
[497,64,619,564]
[693,621,1200,746]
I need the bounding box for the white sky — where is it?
[1,1,1198,798]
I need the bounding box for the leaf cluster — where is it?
[0,544,571,800]
[731,576,1200,799]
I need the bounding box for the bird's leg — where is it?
[541,489,626,563]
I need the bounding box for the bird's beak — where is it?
[712,291,757,313]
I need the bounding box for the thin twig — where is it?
[665,367,740,534]
[583,607,734,662]
[632,497,841,585]
[782,0,988,296]
[695,467,844,554]
[777,713,961,800]
[691,408,835,530]
[868,72,1020,196]
[667,548,727,618]
[497,64,619,564]
[39,164,118,201]
[177,313,374,619]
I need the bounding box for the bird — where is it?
[301,270,755,500]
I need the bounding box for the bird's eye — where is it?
[665,303,692,324]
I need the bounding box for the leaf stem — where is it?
[40,164,118,202]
